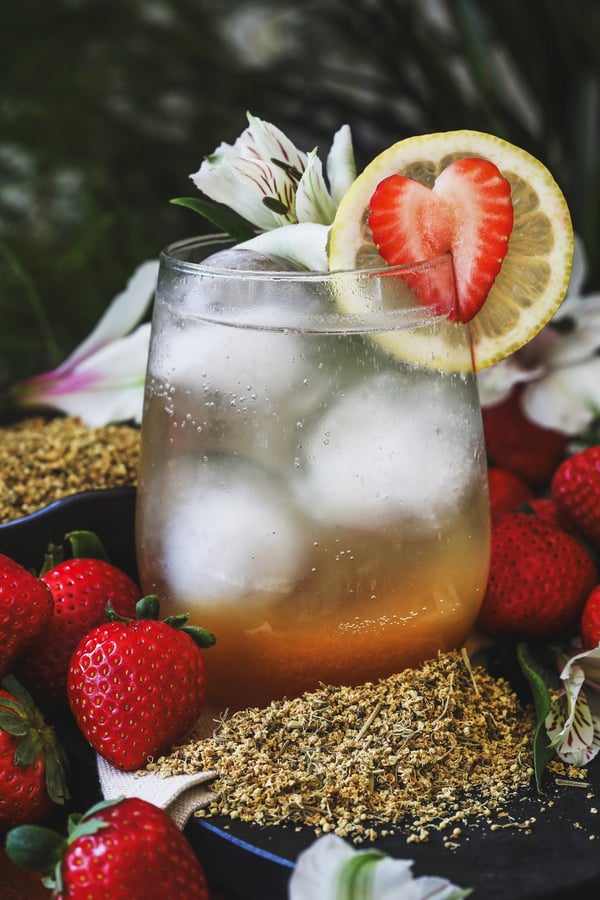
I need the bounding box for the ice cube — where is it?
[296,370,482,529]
[159,457,310,609]
[201,247,298,272]
[147,306,329,471]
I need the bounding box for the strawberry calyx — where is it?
[38,530,110,576]
[0,674,70,807]
[5,798,122,893]
[105,595,217,649]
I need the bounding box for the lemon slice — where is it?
[328,130,574,370]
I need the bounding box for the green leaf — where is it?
[13,729,42,767]
[163,613,190,629]
[39,542,64,576]
[43,726,71,805]
[1,674,38,713]
[169,197,256,243]
[77,796,124,823]
[135,594,160,620]
[0,709,28,737]
[66,798,124,842]
[516,643,556,791]
[180,625,217,649]
[66,530,110,562]
[5,824,67,873]
[104,600,133,624]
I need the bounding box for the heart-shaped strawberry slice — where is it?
[368,157,514,323]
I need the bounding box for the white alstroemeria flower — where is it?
[191,113,356,230]
[288,834,471,900]
[190,113,356,269]
[10,260,159,427]
[477,235,600,436]
[545,645,600,767]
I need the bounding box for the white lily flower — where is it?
[288,834,471,900]
[240,222,330,272]
[477,236,600,436]
[545,645,600,767]
[190,113,356,233]
[10,260,159,427]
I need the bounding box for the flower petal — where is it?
[546,646,600,766]
[521,356,600,434]
[243,113,307,170]
[542,293,600,367]
[191,155,291,230]
[190,113,309,230]
[17,324,151,426]
[326,124,357,205]
[295,150,337,225]
[239,223,330,271]
[546,688,600,767]
[562,644,600,684]
[288,834,470,900]
[477,357,541,407]
[56,260,158,373]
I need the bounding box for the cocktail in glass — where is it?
[136,235,490,712]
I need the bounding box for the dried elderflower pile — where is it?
[0,416,140,522]
[148,650,537,844]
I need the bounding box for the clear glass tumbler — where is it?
[136,235,490,712]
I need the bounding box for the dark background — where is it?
[1,0,598,386]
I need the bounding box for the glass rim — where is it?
[159,233,454,282]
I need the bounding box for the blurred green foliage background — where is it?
[1,0,598,386]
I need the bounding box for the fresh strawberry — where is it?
[477,512,597,639]
[526,496,567,528]
[551,444,600,549]
[482,385,568,486]
[0,555,53,679]
[487,466,533,521]
[368,156,513,322]
[17,557,140,707]
[0,675,68,832]
[67,596,215,771]
[581,585,600,650]
[5,796,210,898]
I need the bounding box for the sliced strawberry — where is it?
[368,157,513,323]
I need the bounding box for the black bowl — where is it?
[0,486,138,580]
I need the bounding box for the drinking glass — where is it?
[136,235,490,712]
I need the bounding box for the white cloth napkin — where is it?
[95,709,221,829]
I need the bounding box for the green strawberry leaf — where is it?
[66,530,110,562]
[43,725,71,805]
[2,673,37,710]
[181,624,217,649]
[5,823,67,873]
[13,728,42,766]
[170,196,256,243]
[1,675,70,803]
[516,642,557,792]
[76,796,123,824]
[38,542,65,575]
[163,613,191,629]
[136,594,161,620]
[0,708,28,736]
[104,600,134,623]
